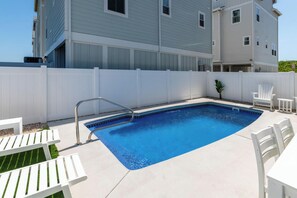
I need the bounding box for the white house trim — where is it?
[71,32,213,59]
[45,33,65,56]
[224,1,252,11]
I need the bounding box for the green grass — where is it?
[0,145,64,198]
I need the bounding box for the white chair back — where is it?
[258,84,274,99]
[251,127,281,198]
[274,118,295,153]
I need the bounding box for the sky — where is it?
[0,0,296,62]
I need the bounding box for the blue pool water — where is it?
[87,104,262,170]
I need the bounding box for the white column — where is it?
[136,69,141,108]
[167,69,171,103]
[40,66,48,123]
[93,67,100,115]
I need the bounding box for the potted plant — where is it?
[215,80,224,99]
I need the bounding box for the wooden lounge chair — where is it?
[0,153,87,198]
[253,84,275,111]
[0,129,60,160]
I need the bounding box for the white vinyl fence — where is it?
[0,66,207,124]
[0,66,296,124]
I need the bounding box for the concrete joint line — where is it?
[106,170,130,198]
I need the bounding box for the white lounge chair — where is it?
[0,117,23,135]
[251,127,281,198]
[0,153,87,198]
[0,129,60,160]
[273,118,295,153]
[253,84,275,111]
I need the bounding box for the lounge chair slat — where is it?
[57,158,67,185]
[15,167,30,198]
[12,135,23,149]
[47,130,53,142]
[0,173,10,197]
[5,169,20,197]
[64,155,76,181]
[39,162,48,191]
[72,154,86,177]
[49,160,58,187]
[34,132,41,144]
[5,136,17,150]
[41,130,47,143]
[27,165,39,195]
[27,133,35,146]
[0,137,10,151]
[20,134,29,147]
[53,130,60,141]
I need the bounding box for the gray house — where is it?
[212,0,281,72]
[33,0,213,71]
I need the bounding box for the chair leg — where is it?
[42,144,52,160]
[62,185,72,198]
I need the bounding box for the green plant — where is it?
[215,80,224,99]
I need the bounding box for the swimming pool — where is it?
[86,103,262,170]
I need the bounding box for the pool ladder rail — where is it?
[74,97,135,145]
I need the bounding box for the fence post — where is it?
[93,67,100,114]
[40,66,48,123]
[167,69,171,103]
[136,68,141,108]
[189,70,193,100]
[239,71,243,102]
[206,70,210,97]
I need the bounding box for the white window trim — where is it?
[198,11,206,29]
[104,0,128,18]
[231,8,241,24]
[256,6,260,22]
[243,36,251,46]
[162,0,171,17]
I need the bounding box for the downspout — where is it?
[158,0,162,69]
[251,0,255,72]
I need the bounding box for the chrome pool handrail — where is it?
[74,97,134,145]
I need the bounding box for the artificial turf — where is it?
[0,145,64,198]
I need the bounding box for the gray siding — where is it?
[73,43,103,68]
[108,47,130,69]
[71,0,159,45]
[161,0,212,54]
[160,53,178,71]
[181,56,196,71]
[45,0,65,52]
[134,50,158,70]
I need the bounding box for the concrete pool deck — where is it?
[48,98,297,198]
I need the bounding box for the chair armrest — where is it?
[252,92,258,98]
[0,117,23,135]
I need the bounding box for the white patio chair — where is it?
[253,84,275,111]
[0,153,87,198]
[251,127,281,198]
[273,118,295,153]
[0,129,60,160]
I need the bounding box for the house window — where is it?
[272,43,277,56]
[107,0,126,15]
[265,41,268,48]
[256,37,260,46]
[212,40,215,46]
[162,0,171,16]
[256,7,260,22]
[199,11,205,28]
[232,9,241,24]
[243,36,250,46]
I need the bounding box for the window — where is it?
[243,36,250,46]
[256,7,260,22]
[162,0,170,16]
[212,40,215,46]
[199,11,205,28]
[272,43,277,56]
[256,37,260,46]
[265,41,268,48]
[106,0,127,16]
[232,9,241,24]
